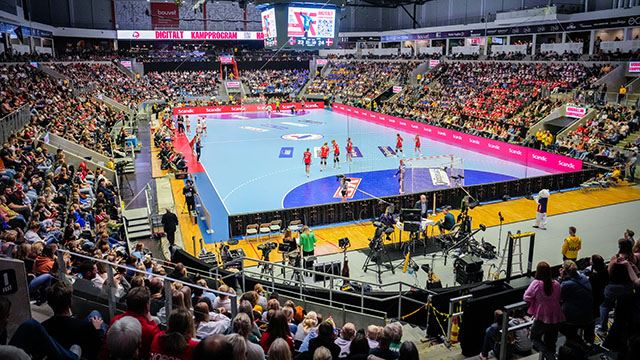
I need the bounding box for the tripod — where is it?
[259,250,273,278]
[497,212,505,254]
[362,239,395,284]
[396,230,420,272]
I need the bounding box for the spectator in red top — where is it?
[109,287,160,359]
[149,308,199,360]
[260,310,294,353]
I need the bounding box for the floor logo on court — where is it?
[281,133,323,141]
[333,177,362,199]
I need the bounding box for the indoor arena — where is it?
[1,1,640,359]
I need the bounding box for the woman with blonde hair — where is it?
[268,338,292,360]
[294,311,318,342]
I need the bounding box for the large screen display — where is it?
[261,7,278,47]
[287,6,336,47]
[629,61,640,73]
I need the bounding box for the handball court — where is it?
[149,108,640,266]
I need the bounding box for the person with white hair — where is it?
[533,189,550,230]
[107,316,142,360]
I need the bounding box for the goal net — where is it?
[403,155,464,194]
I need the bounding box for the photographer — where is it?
[183,180,197,214]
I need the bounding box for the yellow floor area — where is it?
[172,180,640,264]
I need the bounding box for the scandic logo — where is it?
[488,143,501,150]
[437,131,446,136]
[389,120,396,123]
[231,106,246,111]
[399,122,406,126]
[508,148,523,155]
[205,108,222,113]
[469,139,480,145]
[411,125,418,129]
[452,135,462,140]
[531,154,548,162]
[177,109,194,114]
[424,127,431,132]
[558,160,576,169]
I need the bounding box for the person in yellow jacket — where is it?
[561,226,582,261]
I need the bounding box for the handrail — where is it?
[151,254,433,320]
[56,249,239,320]
[499,301,532,360]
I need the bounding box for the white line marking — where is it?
[281,121,307,127]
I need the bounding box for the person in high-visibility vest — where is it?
[619,85,627,104]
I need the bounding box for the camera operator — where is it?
[282,229,298,253]
[378,206,395,240]
[437,206,456,234]
[183,180,197,214]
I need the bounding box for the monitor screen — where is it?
[287,5,336,48]
[261,7,278,47]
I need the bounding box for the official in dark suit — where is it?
[414,194,429,218]
[161,209,179,246]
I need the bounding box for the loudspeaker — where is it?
[455,270,484,285]
[455,254,483,273]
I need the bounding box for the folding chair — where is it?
[245,224,259,241]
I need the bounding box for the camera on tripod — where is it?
[338,237,351,249]
[258,242,277,252]
[368,238,383,251]
[114,160,131,174]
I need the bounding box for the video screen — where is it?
[261,7,278,47]
[629,61,640,73]
[287,6,336,48]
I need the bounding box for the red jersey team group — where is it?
[303,133,423,177]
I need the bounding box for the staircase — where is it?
[618,129,640,149]
[123,207,152,241]
[218,82,229,100]
[40,65,68,81]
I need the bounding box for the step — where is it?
[128,230,152,240]
[128,224,151,233]
[127,218,149,227]
[123,207,149,221]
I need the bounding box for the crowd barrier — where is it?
[172,101,325,115]
[332,103,583,173]
[0,105,31,145]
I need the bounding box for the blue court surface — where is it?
[183,109,548,215]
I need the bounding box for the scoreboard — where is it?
[259,2,340,49]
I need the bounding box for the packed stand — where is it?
[307,61,419,106]
[242,69,310,97]
[147,71,220,100]
[554,104,638,165]
[377,62,608,143]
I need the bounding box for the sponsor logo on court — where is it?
[241,126,269,133]
[281,133,323,141]
[333,177,362,199]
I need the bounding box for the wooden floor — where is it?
[171,178,640,264]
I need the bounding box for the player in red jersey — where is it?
[346,137,353,163]
[303,148,312,177]
[320,142,329,171]
[396,133,404,157]
[331,140,340,169]
[414,134,421,155]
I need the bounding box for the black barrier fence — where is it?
[142,60,309,73]
[228,166,599,237]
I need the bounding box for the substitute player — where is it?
[414,134,421,155]
[332,140,341,169]
[304,148,312,177]
[320,142,329,172]
[396,133,404,156]
[346,137,354,163]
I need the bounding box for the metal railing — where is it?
[154,254,430,321]
[0,105,31,145]
[56,249,239,321]
[499,301,535,360]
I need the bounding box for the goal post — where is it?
[403,155,464,194]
